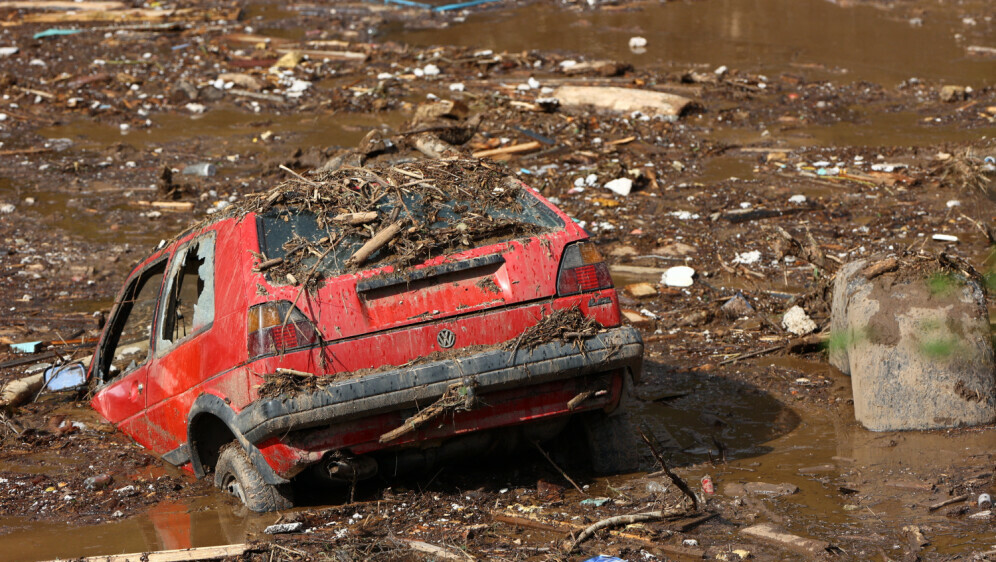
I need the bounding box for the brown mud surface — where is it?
[0,0,994,560]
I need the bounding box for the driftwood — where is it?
[0,374,44,411]
[379,383,468,443]
[333,211,379,225]
[40,543,251,562]
[860,257,899,279]
[639,428,699,511]
[472,141,542,159]
[567,508,686,551]
[552,86,693,119]
[927,494,968,512]
[394,538,474,561]
[346,221,403,268]
[740,523,833,556]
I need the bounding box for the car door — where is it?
[143,232,218,455]
[90,257,169,447]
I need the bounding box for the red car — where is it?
[88,161,643,512]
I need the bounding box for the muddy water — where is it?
[386,0,996,87]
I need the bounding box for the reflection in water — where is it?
[386,0,995,86]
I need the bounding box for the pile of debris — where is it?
[507,307,604,351]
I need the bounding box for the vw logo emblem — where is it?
[437,329,456,349]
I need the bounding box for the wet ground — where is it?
[0,0,994,560]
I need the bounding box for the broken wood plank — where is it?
[132,201,195,211]
[39,543,251,562]
[0,1,125,9]
[740,523,831,556]
[472,141,542,159]
[552,85,693,119]
[395,538,473,561]
[274,47,367,62]
[333,211,379,225]
[928,494,968,512]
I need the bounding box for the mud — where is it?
[0,0,994,560]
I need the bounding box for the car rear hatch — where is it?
[251,163,603,372]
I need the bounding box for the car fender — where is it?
[186,393,290,485]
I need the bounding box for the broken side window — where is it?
[156,232,216,355]
[97,260,167,383]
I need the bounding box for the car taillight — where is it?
[557,241,613,296]
[247,301,320,358]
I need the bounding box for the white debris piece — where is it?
[265,522,304,534]
[422,64,440,76]
[527,77,540,89]
[628,36,647,49]
[932,233,958,242]
[732,250,762,265]
[945,200,961,208]
[662,266,695,287]
[376,72,394,80]
[789,194,807,204]
[448,82,465,92]
[0,47,18,57]
[604,177,633,196]
[0,203,15,214]
[185,103,207,114]
[782,306,817,336]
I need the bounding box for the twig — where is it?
[532,440,584,495]
[278,164,319,186]
[566,509,684,552]
[639,428,698,511]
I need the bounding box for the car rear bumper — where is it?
[236,325,643,453]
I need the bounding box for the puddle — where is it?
[37,108,407,155]
[384,0,996,86]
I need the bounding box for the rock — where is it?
[662,266,695,287]
[413,99,469,123]
[83,474,113,491]
[265,522,304,534]
[273,51,303,69]
[604,177,633,196]
[939,85,967,102]
[552,86,693,121]
[169,80,199,102]
[654,242,696,257]
[609,245,637,257]
[782,306,817,335]
[625,282,657,298]
[830,257,996,431]
[721,293,754,319]
[218,72,262,91]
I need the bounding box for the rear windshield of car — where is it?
[257,183,564,282]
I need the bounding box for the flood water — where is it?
[2,0,994,559]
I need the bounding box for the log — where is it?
[346,221,402,268]
[413,133,458,159]
[927,494,968,512]
[39,543,250,562]
[333,211,378,225]
[552,85,693,120]
[0,374,44,410]
[740,523,831,556]
[395,539,473,561]
[472,141,542,159]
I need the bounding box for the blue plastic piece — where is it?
[583,556,627,562]
[33,29,84,40]
[11,341,42,354]
[433,0,499,12]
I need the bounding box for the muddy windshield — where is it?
[255,164,563,283]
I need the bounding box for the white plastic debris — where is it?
[422,64,440,76]
[527,76,541,90]
[789,194,807,204]
[945,200,961,208]
[732,250,761,265]
[0,47,18,57]
[604,177,633,196]
[265,522,304,534]
[871,163,905,172]
[628,36,648,49]
[932,233,958,242]
[448,82,465,92]
[0,203,14,214]
[782,306,817,336]
[376,72,394,80]
[662,266,695,288]
[185,103,207,114]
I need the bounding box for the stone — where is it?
[830,257,996,431]
[939,85,967,102]
[721,293,754,318]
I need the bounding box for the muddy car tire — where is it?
[214,443,294,513]
[582,411,640,474]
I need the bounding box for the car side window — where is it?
[156,233,216,355]
[97,260,168,384]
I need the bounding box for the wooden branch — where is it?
[567,509,684,551]
[275,368,315,377]
[639,428,698,511]
[333,211,378,225]
[346,221,402,268]
[927,494,968,512]
[39,543,251,562]
[472,141,541,159]
[861,257,899,279]
[379,383,462,443]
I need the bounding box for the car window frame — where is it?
[154,230,217,358]
[93,256,170,388]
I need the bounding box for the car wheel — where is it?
[582,410,641,475]
[214,443,294,512]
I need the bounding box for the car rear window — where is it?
[256,171,563,283]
